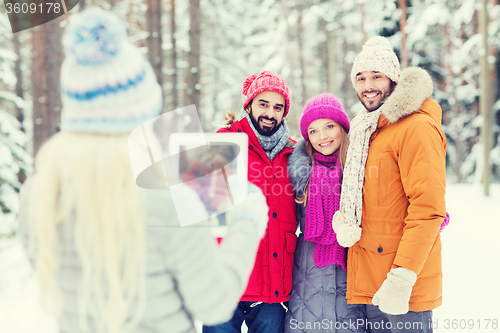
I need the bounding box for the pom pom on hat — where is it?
[63,7,126,65]
[242,70,291,118]
[60,7,162,134]
[350,36,400,88]
[363,35,392,49]
[300,93,350,140]
[242,74,258,96]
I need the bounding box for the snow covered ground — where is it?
[434,183,500,332]
[0,183,498,332]
[0,239,57,333]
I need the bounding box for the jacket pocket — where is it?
[351,234,401,295]
[285,232,298,252]
[283,232,297,296]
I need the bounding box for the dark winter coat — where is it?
[285,140,362,333]
[217,112,297,303]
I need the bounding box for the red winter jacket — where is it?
[217,113,297,303]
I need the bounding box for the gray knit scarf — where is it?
[244,112,290,160]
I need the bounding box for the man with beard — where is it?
[203,71,297,333]
[333,36,447,333]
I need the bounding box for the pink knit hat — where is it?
[350,36,400,88]
[300,93,350,140]
[242,70,291,117]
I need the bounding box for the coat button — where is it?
[273,252,277,258]
[272,212,277,218]
[377,247,383,253]
[275,290,279,297]
[250,145,253,149]
[237,128,241,132]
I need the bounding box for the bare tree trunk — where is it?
[210,23,221,124]
[491,0,499,101]
[297,3,307,106]
[147,0,163,87]
[444,24,463,183]
[398,0,409,68]
[319,18,328,93]
[488,0,500,158]
[10,10,24,126]
[170,0,179,110]
[360,4,367,45]
[181,50,189,108]
[479,0,492,195]
[280,0,299,137]
[345,40,356,117]
[326,28,336,95]
[32,19,63,155]
[188,0,201,109]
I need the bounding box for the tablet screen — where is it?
[169,133,248,228]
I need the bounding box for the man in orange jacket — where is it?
[333,36,447,333]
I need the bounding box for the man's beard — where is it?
[248,108,282,136]
[358,85,394,112]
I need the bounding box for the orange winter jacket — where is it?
[346,67,447,312]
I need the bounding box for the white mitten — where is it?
[372,267,418,315]
[332,211,362,247]
[226,183,268,239]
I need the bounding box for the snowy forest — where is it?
[1,0,500,236]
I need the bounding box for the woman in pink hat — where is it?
[285,91,450,333]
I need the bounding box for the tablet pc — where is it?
[168,133,248,231]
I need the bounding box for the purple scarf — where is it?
[304,150,347,270]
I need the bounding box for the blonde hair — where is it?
[28,131,146,332]
[296,127,350,206]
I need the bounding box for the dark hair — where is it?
[244,99,253,112]
[390,80,397,93]
[245,96,287,114]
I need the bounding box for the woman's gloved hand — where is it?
[226,183,269,239]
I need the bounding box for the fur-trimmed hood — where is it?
[221,110,237,126]
[287,140,312,196]
[378,67,435,125]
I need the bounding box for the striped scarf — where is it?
[332,108,381,247]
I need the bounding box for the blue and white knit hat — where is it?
[60,7,162,133]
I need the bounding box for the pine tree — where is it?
[0,15,32,238]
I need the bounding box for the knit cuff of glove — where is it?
[227,209,260,231]
[390,267,417,286]
[332,211,362,247]
[372,267,418,315]
[226,197,268,239]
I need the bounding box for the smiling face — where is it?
[307,119,343,156]
[246,91,285,136]
[355,71,393,112]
